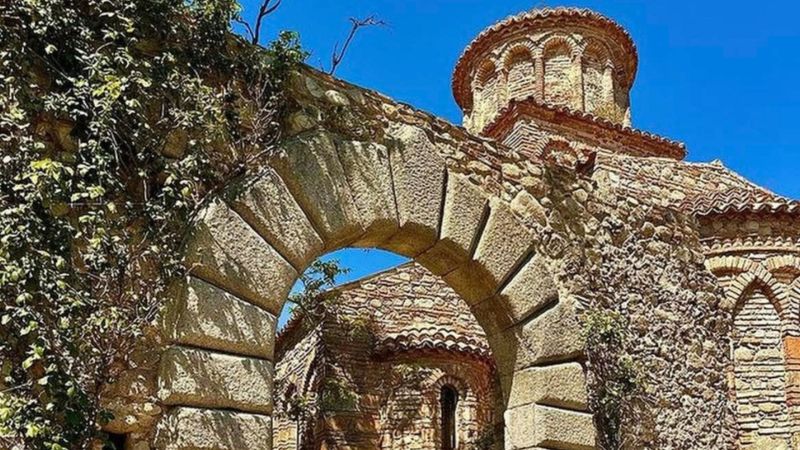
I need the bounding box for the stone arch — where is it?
[429,374,471,398]
[502,45,536,102]
[154,128,594,449]
[541,35,578,108]
[705,255,756,277]
[427,374,486,450]
[726,268,791,326]
[581,39,613,116]
[764,255,800,284]
[473,59,501,129]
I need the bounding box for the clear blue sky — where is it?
[235,1,800,327]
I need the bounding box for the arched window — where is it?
[440,385,459,450]
[543,38,575,107]
[504,46,535,101]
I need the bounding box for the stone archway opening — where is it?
[271,247,503,450]
[154,115,594,449]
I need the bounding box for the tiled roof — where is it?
[484,96,687,159]
[374,327,493,362]
[453,7,638,111]
[595,153,800,217]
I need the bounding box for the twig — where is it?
[329,15,386,75]
[236,0,283,45]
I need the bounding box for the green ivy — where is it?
[0,0,306,448]
[583,310,645,450]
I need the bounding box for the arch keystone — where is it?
[417,172,487,275]
[336,139,400,247]
[382,124,448,257]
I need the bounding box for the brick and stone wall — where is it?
[274,263,499,450]
[703,217,800,449]
[453,9,637,134]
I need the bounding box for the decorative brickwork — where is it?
[274,263,499,450]
[453,8,637,133]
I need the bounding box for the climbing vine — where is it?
[582,310,647,450]
[0,0,305,448]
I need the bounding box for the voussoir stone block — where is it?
[165,276,276,360]
[225,167,324,270]
[515,298,584,368]
[499,253,559,323]
[336,139,399,247]
[272,131,364,249]
[473,200,536,288]
[155,407,272,450]
[183,198,296,315]
[508,362,589,410]
[417,172,487,275]
[158,346,273,415]
[505,404,595,450]
[382,123,447,257]
[488,297,584,377]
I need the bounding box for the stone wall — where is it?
[274,323,324,450]
[703,220,800,449]
[98,63,741,449]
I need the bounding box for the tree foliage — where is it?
[0,0,305,447]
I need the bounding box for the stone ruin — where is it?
[99,6,800,450]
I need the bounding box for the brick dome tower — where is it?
[453,7,638,135]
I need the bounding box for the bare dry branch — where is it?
[238,0,283,45]
[329,15,386,75]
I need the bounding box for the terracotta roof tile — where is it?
[595,153,800,217]
[484,96,687,159]
[374,327,493,362]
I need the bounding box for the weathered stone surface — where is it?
[505,404,595,450]
[225,167,324,270]
[336,139,399,247]
[417,172,487,275]
[499,253,559,323]
[473,200,536,288]
[154,407,272,450]
[166,277,276,360]
[382,124,447,257]
[507,362,588,410]
[443,262,496,305]
[486,297,584,378]
[272,131,364,249]
[183,199,297,315]
[158,346,273,415]
[516,299,584,367]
